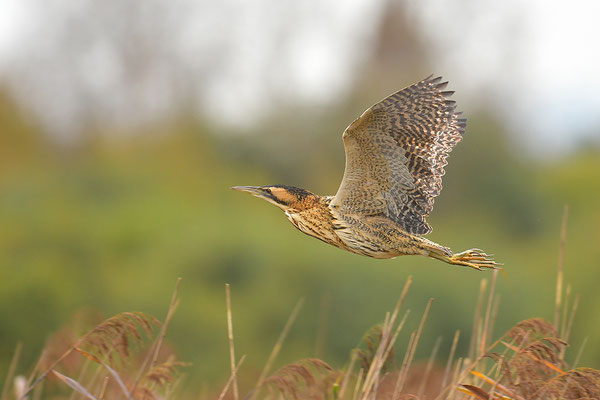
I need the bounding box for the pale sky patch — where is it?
[0,0,597,153]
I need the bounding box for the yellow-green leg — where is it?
[429,247,501,271]
[446,248,500,270]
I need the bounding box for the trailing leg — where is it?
[426,243,501,271]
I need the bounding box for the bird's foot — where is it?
[447,248,502,271]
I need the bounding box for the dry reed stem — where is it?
[441,330,460,391]
[21,342,78,398]
[25,349,46,390]
[417,336,442,397]
[394,331,416,400]
[150,277,182,368]
[370,309,410,398]
[486,336,514,386]
[164,373,181,400]
[572,336,588,368]
[72,349,111,400]
[360,277,412,398]
[360,312,390,398]
[560,284,571,339]
[225,284,239,400]
[559,284,571,361]
[389,276,413,332]
[360,312,390,399]
[1,341,22,400]
[554,204,568,331]
[81,353,110,400]
[480,269,498,355]
[75,348,130,397]
[564,294,580,358]
[470,279,487,361]
[488,295,501,351]
[440,272,515,400]
[447,357,463,400]
[97,377,109,400]
[451,209,580,400]
[352,368,364,400]
[396,298,434,394]
[69,358,91,400]
[436,329,529,400]
[130,278,181,398]
[338,351,358,399]
[479,347,509,400]
[384,310,410,364]
[251,298,304,400]
[52,370,98,400]
[166,371,186,400]
[217,355,246,400]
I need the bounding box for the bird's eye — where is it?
[264,188,272,194]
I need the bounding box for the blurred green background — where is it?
[1,0,599,394]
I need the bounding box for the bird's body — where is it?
[233,76,499,270]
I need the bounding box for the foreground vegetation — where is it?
[4,223,600,399]
[3,280,599,399]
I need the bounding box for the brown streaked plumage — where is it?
[232,76,500,270]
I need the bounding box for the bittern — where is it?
[233,76,499,270]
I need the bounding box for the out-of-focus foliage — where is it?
[1,83,599,394]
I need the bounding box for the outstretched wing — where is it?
[330,76,466,235]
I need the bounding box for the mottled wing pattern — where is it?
[331,76,466,235]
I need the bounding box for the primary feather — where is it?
[331,75,465,235]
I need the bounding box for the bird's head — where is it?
[231,185,315,212]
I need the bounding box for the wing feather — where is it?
[330,76,466,235]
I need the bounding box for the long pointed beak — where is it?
[231,186,265,196]
[232,185,283,208]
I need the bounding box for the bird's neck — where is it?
[284,195,340,247]
[286,194,328,213]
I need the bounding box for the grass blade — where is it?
[52,371,98,400]
[396,298,434,393]
[338,351,358,399]
[572,336,588,368]
[417,335,442,397]
[481,269,498,355]
[75,348,130,397]
[470,279,488,360]
[251,298,304,399]
[97,377,109,400]
[352,368,364,400]
[441,330,460,391]
[225,283,239,400]
[360,277,412,398]
[130,278,181,397]
[554,204,568,331]
[218,355,246,400]
[1,342,22,400]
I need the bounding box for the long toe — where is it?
[449,249,501,270]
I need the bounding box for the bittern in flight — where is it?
[233,76,499,270]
